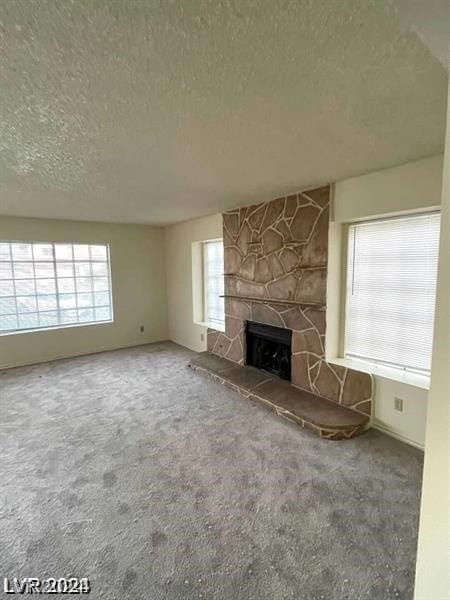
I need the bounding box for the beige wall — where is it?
[333,154,443,222]
[328,154,444,449]
[0,216,168,368]
[414,87,450,600]
[164,213,222,352]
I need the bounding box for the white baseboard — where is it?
[0,338,169,371]
[371,420,424,451]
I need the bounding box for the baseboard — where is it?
[0,339,169,371]
[371,420,424,451]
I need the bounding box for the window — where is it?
[203,240,225,331]
[0,241,113,334]
[345,212,440,375]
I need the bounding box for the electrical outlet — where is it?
[140,325,145,333]
[394,397,404,412]
[200,333,204,341]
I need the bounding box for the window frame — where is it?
[342,211,440,377]
[0,240,114,336]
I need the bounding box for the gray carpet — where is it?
[0,342,423,600]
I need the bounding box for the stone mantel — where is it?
[220,294,326,309]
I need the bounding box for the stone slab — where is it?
[189,353,369,440]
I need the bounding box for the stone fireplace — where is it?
[207,185,373,417]
[246,321,292,381]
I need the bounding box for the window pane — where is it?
[92,262,107,276]
[39,311,59,327]
[90,245,107,261]
[56,262,74,277]
[95,306,111,321]
[75,262,91,277]
[15,280,35,295]
[73,244,89,260]
[93,277,109,292]
[12,243,32,261]
[18,313,38,329]
[94,291,109,306]
[57,278,75,293]
[0,244,11,260]
[77,292,93,307]
[54,244,73,260]
[16,296,37,313]
[14,263,34,279]
[33,244,53,261]
[60,309,78,324]
[59,293,77,309]
[0,314,17,330]
[37,294,57,311]
[0,263,13,279]
[76,277,92,292]
[0,297,16,315]
[34,262,54,278]
[0,280,14,296]
[36,279,56,294]
[78,308,94,322]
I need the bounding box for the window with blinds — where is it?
[203,240,225,331]
[345,212,440,375]
[0,241,113,334]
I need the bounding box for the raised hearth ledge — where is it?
[189,352,370,440]
[220,294,326,309]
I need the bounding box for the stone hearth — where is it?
[206,185,373,418]
[189,353,370,440]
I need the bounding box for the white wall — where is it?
[0,216,168,368]
[329,154,444,449]
[164,213,222,352]
[333,154,443,221]
[414,85,450,600]
[371,378,428,449]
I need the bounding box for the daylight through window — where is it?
[203,240,225,331]
[0,241,113,334]
[345,212,440,375]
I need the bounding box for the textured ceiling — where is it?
[0,0,447,225]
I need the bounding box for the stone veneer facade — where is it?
[207,185,373,417]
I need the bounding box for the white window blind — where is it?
[345,212,440,375]
[204,240,225,331]
[0,241,113,334]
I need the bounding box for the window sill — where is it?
[0,320,114,337]
[328,357,430,390]
[193,320,208,328]
[193,320,225,333]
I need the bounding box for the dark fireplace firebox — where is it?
[245,321,292,381]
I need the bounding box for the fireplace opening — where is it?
[245,321,292,381]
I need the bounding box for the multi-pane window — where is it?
[203,240,225,331]
[345,212,440,375]
[0,241,113,334]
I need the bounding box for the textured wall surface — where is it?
[0,1,446,225]
[208,187,372,415]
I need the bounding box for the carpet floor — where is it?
[0,342,423,600]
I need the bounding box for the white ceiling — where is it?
[0,0,447,226]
